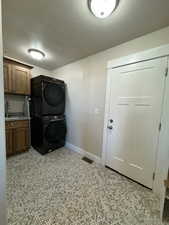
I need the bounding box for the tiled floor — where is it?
[7,148,169,225]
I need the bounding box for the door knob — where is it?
[107,126,113,130]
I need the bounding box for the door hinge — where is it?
[159,123,162,132]
[153,172,155,181]
[165,67,168,77]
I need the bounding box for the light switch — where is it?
[94,108,100,114]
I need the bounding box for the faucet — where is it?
[23,96,31,118]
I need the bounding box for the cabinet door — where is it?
[3,62,12,93]
[5,128,13,156]
[14,127,29,153]
[12,65,31,95]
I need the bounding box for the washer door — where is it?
[45,120,66,143]
[44,83,65,107]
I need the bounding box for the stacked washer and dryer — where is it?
[30,75,67,155]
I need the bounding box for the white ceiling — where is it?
[2,0,169,70]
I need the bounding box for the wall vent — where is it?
[82,156,93,164]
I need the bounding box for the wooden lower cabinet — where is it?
[5,128,13,156]
[5,120,30,157]
[14,127,29,153]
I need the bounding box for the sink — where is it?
[5,116,30,121]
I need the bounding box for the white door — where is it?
[105,57,168,189]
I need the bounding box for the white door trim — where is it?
[102,44,169,194]
[0,0,7,224]
[107,44,169,70]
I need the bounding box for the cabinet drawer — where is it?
[5,120,29,129]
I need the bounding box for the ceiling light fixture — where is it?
[28,48,45,60]
[88,0,118,19]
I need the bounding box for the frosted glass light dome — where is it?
[28,49,45,60]
[89,0,117,19]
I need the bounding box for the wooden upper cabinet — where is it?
[12,65,31,95]
[3,62,12,93]
[3,58,33,95]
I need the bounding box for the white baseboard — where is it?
[66,142,84,154]
[66,142,102,164]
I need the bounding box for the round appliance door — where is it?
[45,120,66,143]
[44,83,65,107]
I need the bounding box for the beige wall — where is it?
[31,66,51,78]
[53,26,169,158]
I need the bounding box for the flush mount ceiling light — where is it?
[88,0,118,19]
[28,48,45,60]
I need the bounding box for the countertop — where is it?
[5,117,30,121]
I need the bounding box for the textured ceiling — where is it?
[2,0,169,70]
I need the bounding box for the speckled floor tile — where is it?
[7,148,169,225]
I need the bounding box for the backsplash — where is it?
[5,95,29,117]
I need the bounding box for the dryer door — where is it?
[45,120,66,144]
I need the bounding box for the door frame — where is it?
[0,0,7,224]
[102,44,169,195]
